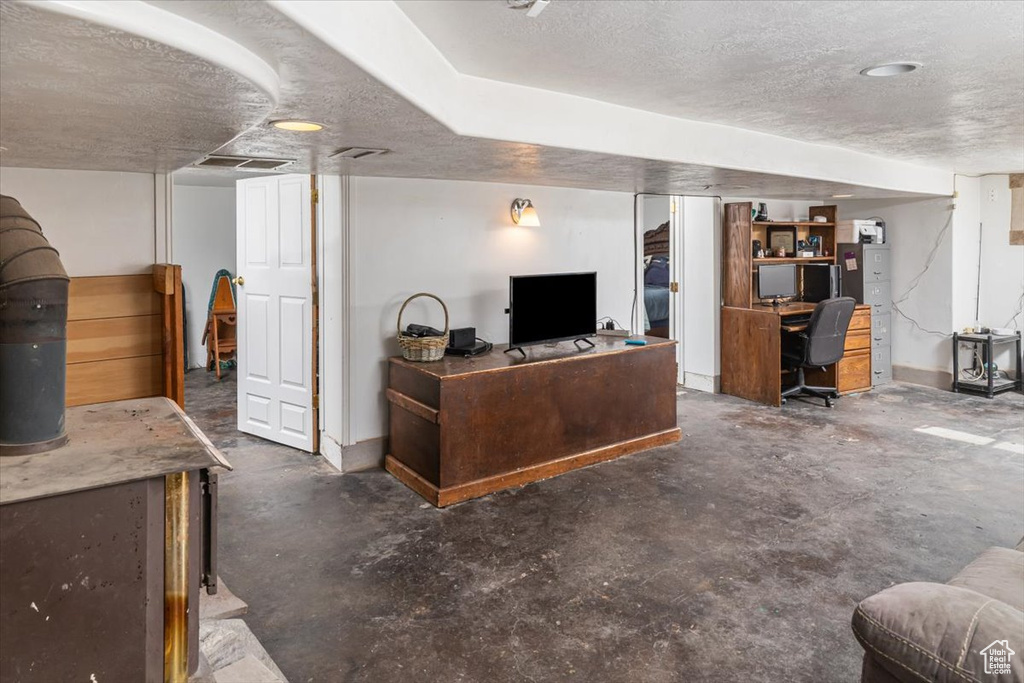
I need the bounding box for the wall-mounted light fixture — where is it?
[510,198,540,226]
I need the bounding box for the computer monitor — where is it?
[757,264,797,304]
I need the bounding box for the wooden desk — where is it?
[753,301,819,315]
[385,336,681,507]
[721,304,871,406]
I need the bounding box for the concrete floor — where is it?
[185,370,1023,683]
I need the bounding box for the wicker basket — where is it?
[396,292,449,362]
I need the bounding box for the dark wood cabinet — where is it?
[0,398,223,683]
[385,337,681,506]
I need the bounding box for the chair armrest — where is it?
[852,582,1023,683]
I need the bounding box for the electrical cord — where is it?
[1004,291,1024,329]
[958,346,985,381]
[596,316,625,330]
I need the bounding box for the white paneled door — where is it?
[236,175,314,452]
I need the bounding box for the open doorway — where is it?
[636,194,722,391]
[637,194,682,385]
[171,171,320,454]
[171,171,239,378]
[640,196,673,340]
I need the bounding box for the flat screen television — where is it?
[757,263,797,303]
[509,272,597,349]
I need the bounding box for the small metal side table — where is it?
[952,331,1022,398]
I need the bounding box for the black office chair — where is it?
[781,297,856,407]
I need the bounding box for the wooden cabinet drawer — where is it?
[849,308,871,331]
[837,351,871,393]
[844,330,871,352]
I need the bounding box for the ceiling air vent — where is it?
[330,147,389,160]
[194,155,295,171]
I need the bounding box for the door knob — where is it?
[233,276,245,286]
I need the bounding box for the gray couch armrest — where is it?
[852,582,1024,683]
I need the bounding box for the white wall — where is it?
[681,197,721,391]
[720,197,816,223]
[951,176,982,331]
[979,175,1024,373]
[0,167,161,276]
[838,177,1023,386]
[835,196,954,381]
[172,184,236,369]
[323,176,635,453]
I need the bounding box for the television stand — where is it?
[504,346,527,358]
[574,337,596,349]
[385,336,681,506]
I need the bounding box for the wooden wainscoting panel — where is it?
[65,270,181,408]
[67,315,162,364]
[66,355,163,407]
[68,275,161,321]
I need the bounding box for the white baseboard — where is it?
[342,437,387,472]
[320,433,343,471]
[683,372,719,393]
[319,433,386,472]
[892,365,952,390]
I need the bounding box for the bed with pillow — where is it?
[643,222,672,338]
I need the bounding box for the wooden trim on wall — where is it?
[153,264,185,408]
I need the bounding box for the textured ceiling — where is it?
[138,1,934,199]
[397,0,1024,174]
[0,0,976,198]
[173,167,278,187]
[0,1,274,172]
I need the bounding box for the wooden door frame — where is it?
[310,175,320,454]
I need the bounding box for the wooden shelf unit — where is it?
[724,204,837,307]
[752,256,835,265]
[721,202,871,404]
[753,221,835,228]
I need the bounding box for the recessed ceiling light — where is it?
[859,62,920,77]
[832,194,854,198]
[271,120,324,132]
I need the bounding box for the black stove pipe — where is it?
[0,195,70,456]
